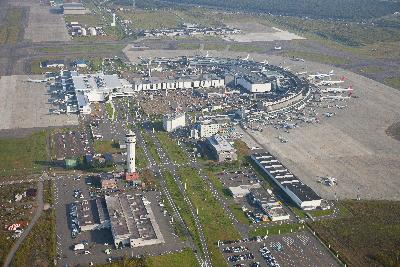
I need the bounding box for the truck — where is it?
[73,243,85,251]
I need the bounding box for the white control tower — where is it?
[126,130,136,173]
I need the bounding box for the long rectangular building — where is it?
[251,151,322,210]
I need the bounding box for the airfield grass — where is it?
[0,131,47,177]
[30,58,60,74]
[203,43,226,51]
[384,77,400,90]
[281,50,349,65]
[176,43,201,50]
[310,200,400,267]
[359,66,384,74]
[178,167,241,267]
[95,248,198,267]
[13,181,56,267]
[38,44,125,54]
[136,146,148,170]
[155,132,188,164]
[229,44,264,53]
[141,131,161,164]
[163,171,203,254]
[0,7,23,44]
[105,102,115,120]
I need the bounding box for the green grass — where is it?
[155,132,188,164]
[230,203,251,225]
[141,131,161,164]
[282,50,349,65]
[177,43,201,50]
[38,44,125,54]
[117,9,182,30]
[249,223,303,237]
[93,140,121,154]
[13,183,56,267]
[94,248,198,267]
[136,146,148,170]
[310,200,400,267]
[230,44,264,53]
[163,171,202,253]
[0,131,47,177]
[177,167,241,267]
[105,102,115,120]
[30,59,60,74]
[359,66,384,74]
[0,7,23,44]
[384,77,400,90]
[203,43,226,51]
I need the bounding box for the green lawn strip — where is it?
[0,7,23,44]
[229,44,264,53]
[229,203,251,225]
[141,131,161,164]
[136,146,148,169]
[249,223,303,237]
[105,102,115,120]
[359,66,384,74]
[177,167,241,267]
[310,200,400,267]
[0,131,47,177]
[203,43,226,51]
[177,43,201,50]
[155,132,188,164]
[162,171,203,254]
[384,77,400,90]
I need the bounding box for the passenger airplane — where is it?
[321,86,353,93]
[25,77,48,83]
[320,94,351,100]
[316,77,345,86]
[308,70,334,79]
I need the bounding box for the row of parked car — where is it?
[228,253,254,263]
[259,246,280,267]
[223,245,248,254]
[69,203,81,238]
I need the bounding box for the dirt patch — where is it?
[386,121,400,141]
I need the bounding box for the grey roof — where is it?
[207,134,235,152]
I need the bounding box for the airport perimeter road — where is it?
[136,130,207,267]
[3,179,44,267]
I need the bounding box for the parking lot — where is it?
[219,231,341,267]
[54,175,188,266]
[53,128,93,160]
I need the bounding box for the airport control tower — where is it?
[126,130,136,173]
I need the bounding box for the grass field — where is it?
[229,44,264,53]
[155,132,188,164]
[203,43,226,51]
[281,50,349,65]
[141,131,161,164]
[176,43,201,50]
[359,66,384,74]
[93,140,121,154]
[177,167,241,267]
[310,200,400,267]
[163,171,202,253]
[105,102,115,120]
[0,7,23,44]
[38,44,125,54]
[95,248,198,267]
[0,131,47,177]
[13,182,56,267]
[384,77,400,90]
[30,58,61,74]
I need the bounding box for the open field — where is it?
[310,200,400,267]
[0,75,78,130]
[23,1,70,42]
[0,131,47,177]
[93,140,121,154]
[384,77,400,90]
[281,50,349,65]
[0,7,24,44]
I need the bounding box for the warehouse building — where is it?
[76,198,110,232]
[163,113,186,132]
[105,194,164,248]
[248,188,289,221]
[251,151,322,210]
[206,134,237,162]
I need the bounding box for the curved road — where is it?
[3,179,44,267]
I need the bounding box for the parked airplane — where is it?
[25,78,47,83]
[308,70,334,79]
[316,77,345,86]
[320,94,351,100]
[242,54,250,61]
[296,71,308,75]
[317,176,337,186]
[277,136,288,143]
[260,59,269,65]
[321,86,353,93]
[323,112,335,117]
